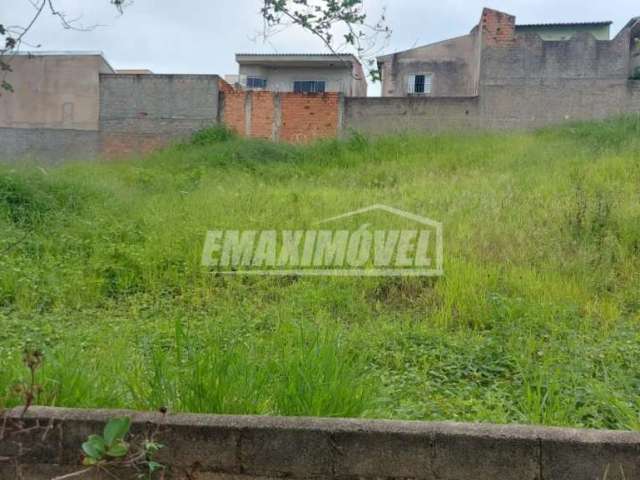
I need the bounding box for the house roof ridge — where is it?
[236,52,356,57]
[516,21,612,27]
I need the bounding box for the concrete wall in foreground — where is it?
[2,406,640,480]
[99,74,220,156]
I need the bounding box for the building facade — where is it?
[377,9,638,98]
[0,52,220,161]
[0,52,114,131]
[234,53,367,97]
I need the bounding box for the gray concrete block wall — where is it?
[344,97,481,135]
[479,80,630,130]
[0,73,221,162]
[481,31,631,84]
[0,127,100,163]
[3,407,640,480]
[99,74,220,136]
[344,81,640,136]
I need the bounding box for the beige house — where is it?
[233,53,368,96]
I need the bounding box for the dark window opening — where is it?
[247,77,267,89]
[408,73,432,95]
[293,81,326,93]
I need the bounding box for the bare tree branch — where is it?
[0,0,126,94]
[0,0,390,94]
[260,1,391,81]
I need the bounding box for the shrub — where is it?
[0,169,90,227]
[190,125,236,145]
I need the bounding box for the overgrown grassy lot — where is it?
[1,118,640,429]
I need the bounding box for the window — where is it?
[246,77,267,89]
[407,74,433,95]
[293,81,326,93]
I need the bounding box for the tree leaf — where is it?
[103,417,131,446]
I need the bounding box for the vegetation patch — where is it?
[1,117,640,429]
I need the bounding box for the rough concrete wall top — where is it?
[99,74,220,135]
[0,55,106,131]
[4,406,640,480]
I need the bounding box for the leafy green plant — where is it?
[632,66,640,80]
[79,416,165,479]
[82,417,131,465]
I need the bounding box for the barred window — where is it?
[407,74,433,95]
[247,77,267,89]
[293,81,326,93]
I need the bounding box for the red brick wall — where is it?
[218,79,236,94]
[280,93,340,143]
[481,8,516,47]
[223,91,246,135]
[221,90,340,143]
[251,92,276,140]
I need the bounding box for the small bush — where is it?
[0,169,90,227]
[632,66,640,80]
[191,125,236,145]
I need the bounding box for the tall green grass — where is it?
[1,117,640,427]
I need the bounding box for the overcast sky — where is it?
[2,1,638,95]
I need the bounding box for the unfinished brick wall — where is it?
[222,91,247,136]
[251,92,277,140]
[218,78,236,94]
[222,88,341,143]
[280,93,340,143]
[481,8,516,47]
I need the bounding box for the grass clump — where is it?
[190,124,236,145]
[1,117,640,427]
